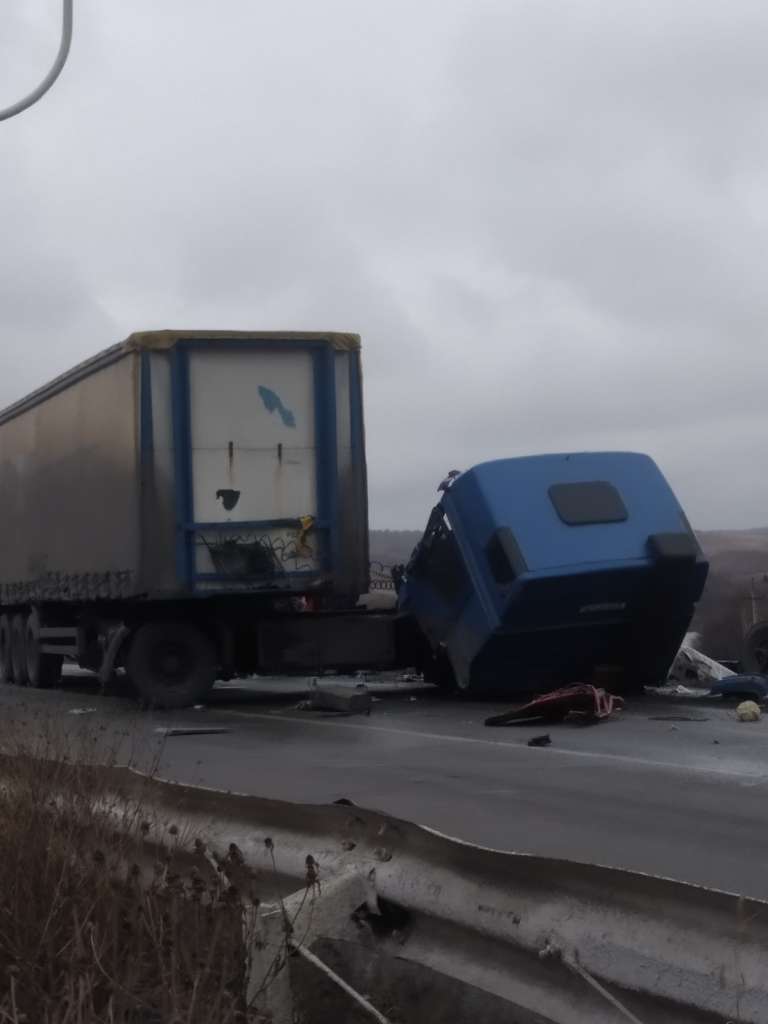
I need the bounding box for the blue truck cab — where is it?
[398,453,708,694]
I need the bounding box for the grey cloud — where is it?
[1,0,767,529]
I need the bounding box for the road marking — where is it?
[221,710,768,783]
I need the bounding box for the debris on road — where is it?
[154,727,231,737]
[736,701,762,723]
[527,734,552,747]
[647,683,711,698]
[302,684,372,715]
[667,645,734,686]
[68,707,97,715]
[485,684,623,727]
[649,714,710,722]
[710,675,768,703]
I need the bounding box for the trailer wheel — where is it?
[127,622,217,709]
[0,616,13,685]
[11,615,28,686]
[422,649,457,693]
[25,610,63,689]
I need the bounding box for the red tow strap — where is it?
[485,684,624,727]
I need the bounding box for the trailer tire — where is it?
[422,650,457,693]
[11,615,28,687]
[25,610,63,689]
[0,616,13,685]
[127,622,217,710]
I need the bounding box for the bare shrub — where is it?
[0,734,260,1023]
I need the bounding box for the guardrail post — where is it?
[246,871,372,1020]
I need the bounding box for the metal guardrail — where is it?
[369,577,396,591]
[33,760,766,1024]
[369,561,400,592]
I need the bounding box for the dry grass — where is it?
[0,731,267,1024]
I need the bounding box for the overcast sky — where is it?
[2,1,768,529]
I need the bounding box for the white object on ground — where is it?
[667,645,734,685]
[737,701,761,722]
[647,683,712,698]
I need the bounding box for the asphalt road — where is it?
[3,672,768,900]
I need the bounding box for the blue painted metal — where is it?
[170,346,194,588]
[313,346,339,576]
[348,348,369,583]
[139,351,154,466]
[349,350,364,466]
[399,453,709,694]
[710,675,768,701]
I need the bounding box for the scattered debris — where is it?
[667,645,734,686]
[408,696,418,702]
[192,704,206,710]
[528,734,552,747]
[485,684,623,727]
[303,684,372,715]
[649,715,710,722]
[154,727,231,737]
[736,701,761,723]
[710,675,768,702]
[646,683,711,698]
[68,707,97,715]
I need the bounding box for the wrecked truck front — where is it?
[399,452,708,694]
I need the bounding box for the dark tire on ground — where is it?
[0,615,13,685]
[126,621,217,710]
[25,610,63,689]
[11,614,28,687]
[422,650,457,693]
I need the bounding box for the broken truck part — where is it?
[484,684,624,727]
[398,454,709,694]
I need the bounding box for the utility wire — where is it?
[0,0,73,122]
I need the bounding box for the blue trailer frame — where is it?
[141,339,343,594]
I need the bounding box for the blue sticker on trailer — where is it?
[257,386,296,428]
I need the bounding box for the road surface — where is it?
[2,673,767,899]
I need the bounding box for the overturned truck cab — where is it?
[398,453,708,695]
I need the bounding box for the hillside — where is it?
[692,529,768,659]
